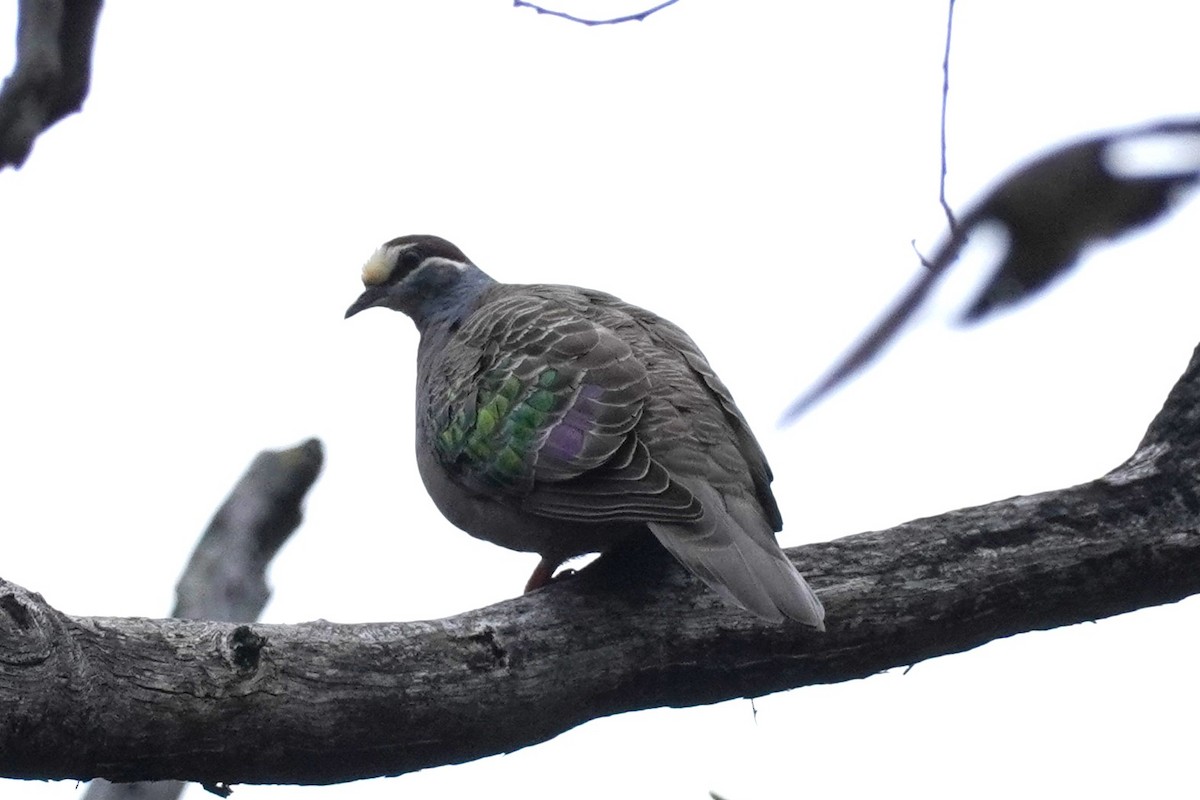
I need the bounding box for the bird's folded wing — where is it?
[641,314,783,531]
[434,297,701,523]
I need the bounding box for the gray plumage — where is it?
[346,234,825,628]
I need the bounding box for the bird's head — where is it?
[345,234,489,327]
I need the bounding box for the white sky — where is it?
[2,2,1199,799]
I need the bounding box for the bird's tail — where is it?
[648,483,825,628]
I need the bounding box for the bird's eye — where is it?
[400,249,423,274]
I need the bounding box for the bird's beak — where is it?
[345,285,390,319]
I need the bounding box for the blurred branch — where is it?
[5,342,1200,785]
[169,438,324,622]
[78,439,324,800]
[784,116,1200,422]
[0,0,103,170]
[513,0,680,26]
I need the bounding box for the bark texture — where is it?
[76,439,324,800]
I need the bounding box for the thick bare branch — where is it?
[79,439,324,800]
[3,344,1200,786]
[170,438,325,622]
[0,0,103,170]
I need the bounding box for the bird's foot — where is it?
[523,557,576,593]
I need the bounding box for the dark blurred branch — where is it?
[0,0,102,170]
[785,116,1200,422]
[513,0,679,26]
[79,439,324,800]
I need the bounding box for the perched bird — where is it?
[346,234,825,627]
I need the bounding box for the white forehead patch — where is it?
[361,245,400,286]
[360,242,469,286]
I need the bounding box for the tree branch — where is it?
[77,439,324,800]
[169,438,325,623]
[784,116,1200,422]
[0,0,103,170]
[3,343,1200,786]
[938,0,958,232]
[512,0,680,26]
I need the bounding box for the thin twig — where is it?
[938,0,958,232]
[910,238,934,270]
[513,0,680,26]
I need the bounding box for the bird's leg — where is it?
[525,556,565,592]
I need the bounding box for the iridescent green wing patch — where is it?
[436,365,570,493]
[433,289,700,523]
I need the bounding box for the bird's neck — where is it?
[413,263,495,344]
[408,266,492,371]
